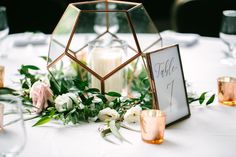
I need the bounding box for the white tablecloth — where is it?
[1,34,236,157]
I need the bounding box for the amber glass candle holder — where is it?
[140,110,166,144]
[218,76,236,106]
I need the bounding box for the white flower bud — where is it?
[124,105,142,123]
[98,107,120,122]
[55,93,76,112]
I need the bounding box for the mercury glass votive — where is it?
[0,66,4,87]
[140,110,166,144]
[218,76,236,106]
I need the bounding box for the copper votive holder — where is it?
[218,77,236,106]
[140,110,166,144]
[0,66,4,88]
[0,103,4,131]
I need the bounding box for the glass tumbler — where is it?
[0,96,26,157]
[0,6,9,58]
[219,10,236,65]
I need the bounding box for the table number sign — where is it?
[145,45,190,126]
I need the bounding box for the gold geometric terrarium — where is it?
[47,0,162,95]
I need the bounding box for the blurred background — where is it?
[0,0,236,37]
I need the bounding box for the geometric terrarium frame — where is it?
[47,0,162,95]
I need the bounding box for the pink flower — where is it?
[30,81,53,113]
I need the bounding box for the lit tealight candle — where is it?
[0,103,4,131]
[0,65,4,87]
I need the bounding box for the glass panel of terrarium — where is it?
[127,4,162,53]
[48,39,65,65]
[51,5,80,53]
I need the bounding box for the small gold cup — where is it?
[218,76,236,106]
[140,110,166,144]
[0,66,4,88]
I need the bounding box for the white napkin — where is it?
[13,32,48,47]
[160,30,200,47]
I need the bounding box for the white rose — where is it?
[124,105,142,123]
[55,93,77,112]
[98,107,120,122]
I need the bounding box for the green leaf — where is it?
[86,88,100,94]
[84,97,94,105]
[188,97,198,104]
[25,109,32,114]
[73,79,88,91]
[102,130,117,144]
[199,92,207,104]
[142,77,150,86]
[101,128,111,137]
[188,97,195,101]
[60,79,69,94]
[96,94,107,103]
[71,114,77,124]
[106,92,121,97]
[79,93,87,102]
[33,116,51,127]
[50,79,60,95]
[22,81,29,89]
[74,112,80,123]
[109,120,123,142]
[100,128,117,144]
[49,109,56,116]
[22,65,40,70]
[40,56,51,62]
[206,94,215,105]
[0,87,16,95]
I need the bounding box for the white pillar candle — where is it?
[0,65,4,88]
[0,103,4,131]
[90,47,123,93]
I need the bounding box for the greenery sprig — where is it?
[188,92,215,106]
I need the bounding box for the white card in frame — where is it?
[145,44,190,126]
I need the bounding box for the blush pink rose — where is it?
[30,81,53,113]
